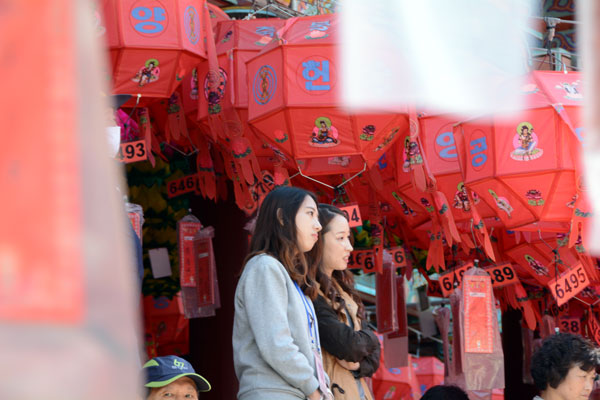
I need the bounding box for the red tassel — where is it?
[137,108,156,167]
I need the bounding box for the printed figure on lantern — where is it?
[453,182,479,212]
[566,194,577,208]
[255,26,276,46]
[511,122,543,161]
[524,254,549,276]
[580,286,596,298]
[328,156,350,167]
[221,30,233,43]
[305,20,330,40]
[204,68,228,115]
[421,198,435,213]
[392,192,416,217]
[526,189,545,206]
[402,136,423,172]
[556,233,569,248]
[189,68,199,100]
[360,125,375,141]
[488,189,513,218]
[310,116,339,146]
[94,8,105,37]
[273,129,289,144]
[374,127,399,152]
[133,59,160,87]
[556,80,582,101]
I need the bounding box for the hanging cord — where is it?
[294,161,367,190]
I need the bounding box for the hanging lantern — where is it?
[102,0,208,98]
[453,71,583,233]
[246,14,409,176]
[181,18,289,170]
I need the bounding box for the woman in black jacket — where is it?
[313,204,380,400]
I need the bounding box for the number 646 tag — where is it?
[547,263,589,307]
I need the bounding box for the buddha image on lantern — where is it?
[511,122,543,161]
[526,189,544,206]
[310,116,339,146]
[524,255,549,276]
[556,80,582,101]
[453,182,480,212]
[488,189,513,218]
[402,136,423,172]
[204,67,228,115]
[133,59,160,87]
[360,125,375,141]
[392,192,416,217]
[189,68,199,100]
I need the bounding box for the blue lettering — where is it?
[470,137,487,167]
[436,131,456,159]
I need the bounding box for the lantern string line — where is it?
[295,161,366,190]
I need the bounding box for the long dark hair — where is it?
[243,186,321,300]
[316,204,365,320]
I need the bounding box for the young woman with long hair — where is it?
[313,204,381,400]
[233,187,332,400]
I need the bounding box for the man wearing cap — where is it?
[143,355,211,399]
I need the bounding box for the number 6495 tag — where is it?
[547,263,589,307]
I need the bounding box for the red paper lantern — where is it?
[453,71,583,233]
[411,357,445,395]
[181,18,288,167]
[246,14,409,176]
[102,0,208,98]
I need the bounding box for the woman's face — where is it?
[546,365,597,400]
[294,196,322,253]
[322,214,353,276]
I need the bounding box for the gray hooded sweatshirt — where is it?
[233,254,321,399]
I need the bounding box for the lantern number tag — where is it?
[388,246,407,269]
[427,279,444,297]
[549,301,569,317]
[339,204,362,228]
[588,315,600,346]
[439,263,473,297]
[167,174,197,198]
[484,263,517,288]
[559,317,581,335]
[117,140,147,163]
[348,249,375,272]
[547,263,589,306]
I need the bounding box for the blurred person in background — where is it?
[233,187,331,400]
[143,355,211,400]
[531,333,600,400]
[420,385,469,400]
[312,204,380,400]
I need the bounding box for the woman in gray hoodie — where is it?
[233,187,331,400]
